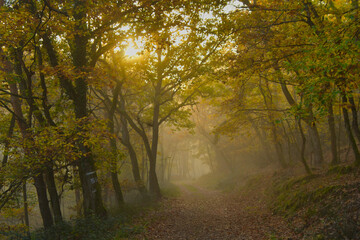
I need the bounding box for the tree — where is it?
[115,11,227,197]
[213,0,360,171]
[38,0,168,215]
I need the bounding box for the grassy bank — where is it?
[269,165,360,239]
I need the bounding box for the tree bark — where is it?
[34,175,54,228]
[69,0,107,217]
[259,78,287,168]
[206,144,215,172]
[119,97,148,199]
[45,166,63,224]
[1,115,15,168]
[148,107,162,197]
[143,146,149,186]
[348,96,360,142]
[22,181,30,239]
[149,94,162,198]
[109,136,124,206]
[6,55,54,229]
[111,172,124,206]
[75,187,81,216]
[327,101,339,165]
[148,158,161,198]
[297,119,312,174]
[280,81,324,166]
[14,47,64,224]
[271,123,287,168]
[0,115,15,190]
[76,140,106,216]
[44,33,106,216]
[342,96,360,164]
[106,85,125,207]
[307,121,324,167]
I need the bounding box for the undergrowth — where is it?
[31,203,151,240]
[0,200,155,240]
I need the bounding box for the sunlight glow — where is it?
[124,41,142,58]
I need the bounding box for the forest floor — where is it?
[121,165,360,240]
[129,181,297,240]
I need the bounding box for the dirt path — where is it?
[133,183,296,240]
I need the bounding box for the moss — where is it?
[327,165,354,175]
[272,176,340,216]
[314,234,325,240]
[267,166,360,239]
[277,174,319,191]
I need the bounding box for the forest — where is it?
[0,0,360,239]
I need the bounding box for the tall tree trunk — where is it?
[110,137,124,206]
[111,172,124,206]
[23,181,30,239]
[127,145,148,198]
[148,115,162,198]
[106,89,125,207]
[167,155,174,181]
[348,96,360,142]
[206,144,215,172]
[75,188,81,216]
[42,1,107,217]
[159,134,166,182]
[146,48,166,199]
[1,115,15,168]
[0,115,15,190]
[285,118,301,162]
[72,37,106,217]
[280,81,324,166]
[297,119,312,174]
[74,78,106,215]
[148,158,161,198]
[307,122,324,167]
[281,121,293,163]
[141,146,145,181]
[259,78,287,168]
[144,148,149,187]
[149,100,162,198]
[271,123,287,168]
[7,62,54,228]
[73,67,106,216]
[337,101,342,161]
[76,142,106,216]
[34,175,54,229]
[342,96,360,164]
[328,101,339,165]
[106,83,124,207]
[119,98,148,199]
[44,34,105,215]
[45,166,63,224]
[16,46,64,222]
[118,91,161,198]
